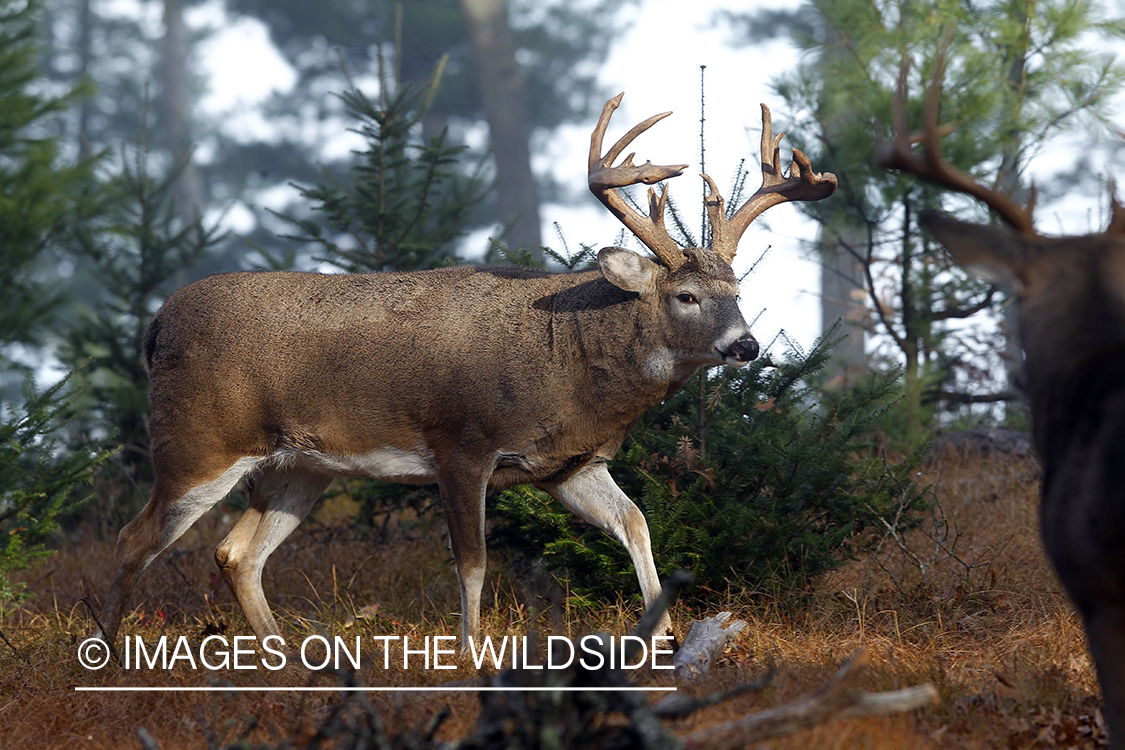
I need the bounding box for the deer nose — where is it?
[731,335,759,363]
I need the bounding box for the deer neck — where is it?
[548,277,696,411]
[1034,342,1125,478]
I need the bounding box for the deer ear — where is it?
[598,247,659,294]
[921,211,1029,287]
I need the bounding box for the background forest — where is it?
[2,0,1125,746]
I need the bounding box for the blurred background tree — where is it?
[0,0,115,609]
[225,0,628,253]
[35,0,629,263]
[0,0,101,383]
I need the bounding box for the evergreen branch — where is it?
[931,286,998,321]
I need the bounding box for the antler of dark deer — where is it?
[588,93,690,270]
[706,103,838,264]
[875,51,1037,236]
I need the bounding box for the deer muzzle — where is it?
[721,334,759,366]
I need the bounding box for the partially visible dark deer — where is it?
[879,53,1125,748]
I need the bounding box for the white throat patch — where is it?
[645,348,678,382]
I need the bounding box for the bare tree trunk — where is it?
[76,0,92,155]
[816,24,866,386]
[162,0,203,226]
[458,0,542,253]
[820,227,866,386]
[995,0,1031,423]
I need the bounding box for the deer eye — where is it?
[676,292,698,305]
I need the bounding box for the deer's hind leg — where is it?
[99,455,263,644]
[214,463,333,640]
[1081,609,1125,750]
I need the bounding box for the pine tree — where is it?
[0,0,100,370]
[0,373,115,611]
[727,0,1125,441]
[0,0,114,609]
[277,61,488,272]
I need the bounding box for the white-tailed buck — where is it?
[97,93,837,650]
[880,55,1125,748]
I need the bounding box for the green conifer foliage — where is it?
[0,0,115,606]
[278,61,488,273]
[0,0,98,359]
[0,373,115,610]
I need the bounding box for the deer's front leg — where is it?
[438,466,490,650]
[1042,463,1125,750]
[538,460,672,639]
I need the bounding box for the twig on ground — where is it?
[680,649,938,749]
[0,626,28,664]
[77,596,119,663]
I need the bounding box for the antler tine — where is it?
[875,47,1036,236]
[589,93,690,269]
[708,103,838,263]
[1108,179,1125,236]
[759,102,787,187]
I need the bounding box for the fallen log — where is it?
[673,612,748,684]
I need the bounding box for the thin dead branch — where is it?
[680,650,938,749]
[652,661,777,719]
[0,625,28,664]
[872,479,1010,593]
[77,596,119,663]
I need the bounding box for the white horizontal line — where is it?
[75,686,677,693]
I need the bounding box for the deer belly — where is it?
[285,446,438,483]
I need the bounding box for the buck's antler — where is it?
[706,104,838,264]
[588,93,690,270]
[875,49,1037,236]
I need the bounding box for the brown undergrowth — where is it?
[0,442,1106,749]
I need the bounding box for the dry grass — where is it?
[0,446,1108,749]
